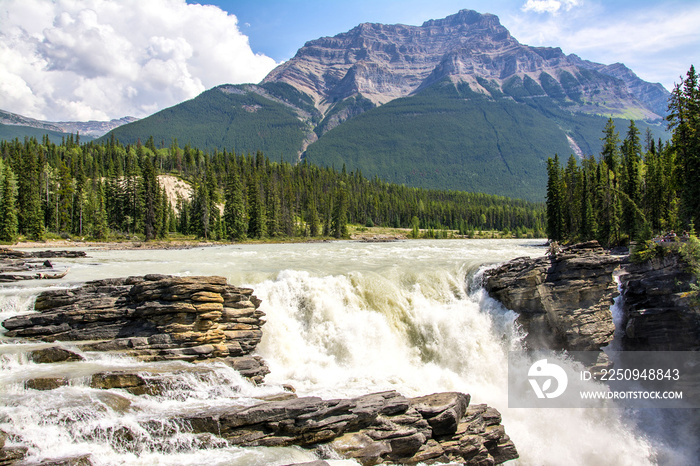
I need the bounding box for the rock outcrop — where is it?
[620,253,700,351]
[483,241,621,351]
[263,9,665,120]
[2,274,270,382]
[0,248,84,282]
[179,391,517,465]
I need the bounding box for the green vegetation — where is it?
[0,134,545,243]
[0,123,89,145]
[304,80,574,202]
[546,65,700,248]
[97,75,667,203]
[102,84,311,163]
[304,79,667,202]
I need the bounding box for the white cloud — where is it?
[0,0,278,121]
[508,2,700,90]
[521,0,582,14]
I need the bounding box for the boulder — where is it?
[0,429,28,465]
[28,346,84,364]
[25,377,69,390]
[2,275,268,381]
[483,241,620,351]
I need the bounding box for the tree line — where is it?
[545,65,700,246]
[0,134,545,243]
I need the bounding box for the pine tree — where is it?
[668,65,700,228]
[224,172,247,240]
[331,183,349,238]
[621,120,642,239]
[247,174,266,239]
[546,155,565,242]
[141,155,158,240]
[601,118,621,183]
[0,165,19,243]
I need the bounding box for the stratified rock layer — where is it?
[620,253,700,350]
[2,274,269,382]
[483,241,620,351]
[183,391,517,465]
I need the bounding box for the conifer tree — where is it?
[545,155,564,242]
[141,155,158,240]
[331,182,349,238]
[224,172,247,240]
[247,174,266,239]
[668,65,700,228]
[0,165,19,243]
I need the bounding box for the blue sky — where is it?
[208,0,699,88]
[1,0,697,121]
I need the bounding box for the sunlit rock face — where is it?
[263,9,667,121]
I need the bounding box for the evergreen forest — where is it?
[545,66,700,247]
[0,133,545,244]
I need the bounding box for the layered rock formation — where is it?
[2,274,269,382]
[620,253,700,350]
[484,241,700,353]
[483,241,620,351]
[0,248,84,282]
[183,391,517,465]
[263,9,666,120]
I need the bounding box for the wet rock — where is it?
[0,429,27,465]
[28,347,84,364]
[483,241,620,351]
[183,390,517,465]
[0,248,82,282]
[410,392,469,437]
[620,253,700,350]
[25,377,69,391]
[20,455,94,465]
[282,462,331,466]
[2,275,268,382]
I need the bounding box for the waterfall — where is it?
[0,241,676,465]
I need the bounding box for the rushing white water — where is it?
[0,240,679,465]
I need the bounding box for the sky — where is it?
[0,0,698,122]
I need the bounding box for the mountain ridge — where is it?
[0,109,137,139]
[262,9,667,124]
[100,9,670,201]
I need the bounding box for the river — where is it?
[0,239,681,465]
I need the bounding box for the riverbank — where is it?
[6,226,544,250]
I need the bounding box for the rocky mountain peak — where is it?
[422,9,505,33]
[262,9,667,122]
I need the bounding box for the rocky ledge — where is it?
[483,240,700,353]
[620,253,699,350]
[2,274,269,382]
[184,391,517,466]
[0,248,85,282]
[483,241,621,351]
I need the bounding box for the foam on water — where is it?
[0,240,687,464]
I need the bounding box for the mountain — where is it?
[106,9,670,201]
[0,109,137,143]
[101,83,314,162]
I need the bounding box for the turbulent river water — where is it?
[0,239,686,465]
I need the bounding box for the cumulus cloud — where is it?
[0,0,278,121]
[521,0,582,14]
[509,2,700,90]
